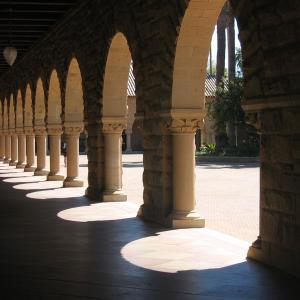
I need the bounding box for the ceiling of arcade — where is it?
[0,0,79,76]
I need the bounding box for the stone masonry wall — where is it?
[231,0,300,276]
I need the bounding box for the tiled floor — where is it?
[0,162,299,299]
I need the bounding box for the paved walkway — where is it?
[1,154,259,242]
[0,162,298,299]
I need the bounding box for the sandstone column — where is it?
[102,119,127,201]
[47,126,64,181]
[9,133,18,166]
[0,134,5,161]
[63,126,83,187]
[16,130,26,169]
[4,133,11,163]
[166,112,205,228]
[34,128,49,176]
[24,129,36,172]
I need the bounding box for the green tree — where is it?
[208,77,244,135]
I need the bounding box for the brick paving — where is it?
[2,153,260,243]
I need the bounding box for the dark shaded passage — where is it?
[0,168,298,299]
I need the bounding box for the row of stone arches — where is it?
[0,0,298,276]
[0,0,243,228]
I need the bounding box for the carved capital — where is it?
[34,126,47,136]
[102,117,127,134]
[64,126,82,136]
[47,124,62,136]
[24,127,34,136]
[164,118,203,134]
[245,112,261,133]
[16,128,25,135]
[160,109,205,134]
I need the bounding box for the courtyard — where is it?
[1,153,259,242]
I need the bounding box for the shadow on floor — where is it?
[0,166,298,299]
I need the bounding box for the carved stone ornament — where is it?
[160,109,205,134]
[245,112,261,133]
[34,126,47,136]
[64,126,83,136]
[47,124,62,136]
[24,127,34,136]
[163,117,203,134]
[15,128,25,135]
[102,117,127,134]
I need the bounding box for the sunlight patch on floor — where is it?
[57,202,138,222]
[121,228,249,273]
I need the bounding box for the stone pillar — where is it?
[4,133,11,163]
[166,112,205,228]
[102,119,127,201]
[16,131,26,169]
[34,128,49,176]
[63,126,83,187]
[0,134,5,161]
[24,129,36,172]
[9,133,18,166]
[47,127,64,181]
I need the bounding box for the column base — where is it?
[16,163,26,169]
[63,177,84,187]
[34,169,49,176]
[103,191,127,202]
[3,159,10,164]
[85,186,103,201]
[0,157,4,161]
[166,210,205,229]
[24,166,36,172]
[9,161,17,166]
[47,173,65,181]
[247,238,299,277]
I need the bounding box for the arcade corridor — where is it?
[0,162,298,299]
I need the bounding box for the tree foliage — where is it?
[208,76,244,131]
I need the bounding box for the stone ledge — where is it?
[196,156,259,163]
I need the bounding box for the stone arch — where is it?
[24,84,33,129]
[47,69,62,126]
[102,32,132,118]
[9,94,15,131]
[172,0,226,109]
[34,78,46,128]
[65,58,84,125]
[16,90,23,130]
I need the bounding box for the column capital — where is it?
[16,128,25,135]
[64,126,82,136]
[245,112,261,133]
[24,127,35,136]
[9,129,16,135]
[160,109,205,134]
[34,126,47,136]
[102,117,127,134]
[47,124,62,136]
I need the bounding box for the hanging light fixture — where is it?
[3,46,17,66]
[3,5,17,66]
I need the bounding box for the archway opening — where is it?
[171,0,259,242]
[102,32,143,207]
[64,58,85,187]
[47,69,64,181]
